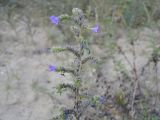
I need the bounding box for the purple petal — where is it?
[48,65,57,71]
[99,96,106,104]
[91,25,100,33]
[49,16,59,25]
[64,110,69,120]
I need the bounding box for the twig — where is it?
[117,45,133,69]
[130,41,139,119]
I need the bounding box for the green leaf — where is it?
[56,84,65,95]
[90,96,99,107]
[79,95,87,100]
[59,14,71,21]
[153,47,160,56]
[151,115,158,120]
[115,60,126,72]
[51,48,65,53]
[74,79,81,88]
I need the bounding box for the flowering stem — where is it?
[50,8,99,119]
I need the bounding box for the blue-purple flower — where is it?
[91,25,100,33]
[64,109,69,120]
[48,65,57,72]
[99,96,106,104]
[49,16,59,25]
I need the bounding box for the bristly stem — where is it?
[73,28,84,120]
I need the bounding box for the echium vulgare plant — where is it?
[48,8,104,120]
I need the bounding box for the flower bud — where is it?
[72,8,83,17]
[70,26,80,37]
[72,8,85,27]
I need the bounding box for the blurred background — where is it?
[0,0,160,120]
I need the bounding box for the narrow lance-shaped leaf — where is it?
[51,47,80,58]
[56,83,77,95]
[59,14,71,21]
[51,48,66,53]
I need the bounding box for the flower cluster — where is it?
[49,10,100,33]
